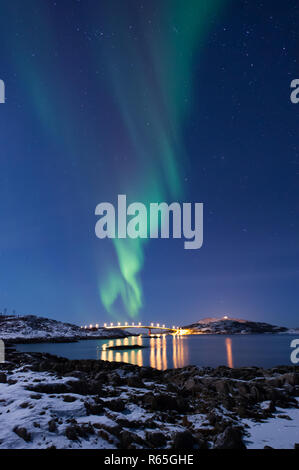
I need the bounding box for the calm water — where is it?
[15,334,298,370]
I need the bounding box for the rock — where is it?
[127,376,144,388]
[148,393,188,412]
[172,431,195,449]
[277,414,292,420]
[105,399,125,412]
[214,426,246,449]
[30,394,42,400]
[67,380,100,395]
[28,382,69,394]
[13,426,31,442]
[0,373,7,383]
[65,424,78,441]
[48,419,57,433]
[119,430,144,449]
[146,431,167,447]
[19,402,30,408]
[64,423,94,441]
[62,395,77,402]
[282,373,299,386]
[84,401,104,415]
[214,380,230,395]
[184,378,202,393]
[207,412,218,426]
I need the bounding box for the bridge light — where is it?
[125,322,128,326]
[157,323,160,327]
[89,324,93,328]
[138,322,141,326]
[95,324,99,328]
[172,325,175,329]
[110,322,113,326]
[162,324,165,328]
[84,325,87,329]
[104,323,107,327]
[118,322,120,326]
[151,323,154,327]
[132,322,134,326]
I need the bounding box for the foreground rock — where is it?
[0,348,298,449]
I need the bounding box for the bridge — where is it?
[81,322,190,335]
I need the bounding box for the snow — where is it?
[0,368,115,449]
[0,315,127,341]
[244,401,299,449]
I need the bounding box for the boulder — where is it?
[13,426,31,442]
[172,431,195,449]
[214,426,246,449]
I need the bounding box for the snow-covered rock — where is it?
[183,317,288,334]
[0,315,128,342]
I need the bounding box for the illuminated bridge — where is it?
[81,322,190,336]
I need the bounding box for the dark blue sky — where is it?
[0,0,298,327]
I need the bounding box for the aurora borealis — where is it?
[95,0,224,320]
[0,1,298,327]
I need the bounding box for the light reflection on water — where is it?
[15,334,298,369]
[225,337,234,368]
[97,334,190,370]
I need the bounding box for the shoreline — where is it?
[0,347,298,449]
[3,329,298,346]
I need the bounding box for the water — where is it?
[15,334,298,370]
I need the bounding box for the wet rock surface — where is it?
[0,348,298,449]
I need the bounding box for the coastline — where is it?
[0,347,298,449]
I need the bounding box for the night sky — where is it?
[0,0,298,328]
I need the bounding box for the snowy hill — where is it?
[184,316,289,334]
[0,315,128,343]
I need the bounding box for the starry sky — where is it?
[0,0,298,328]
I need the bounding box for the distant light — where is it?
[104,323,107,327]
[125,322,128,326]
[89,324,93,328]
[223,316,228,320]
[118,322,121,326]
[151,323,154,327]
[95,324,99,328]
[138,322,141,326]
[157,323,160,327]
[162,324,165,328]
[132,322,134,326]
[110,322,113,326]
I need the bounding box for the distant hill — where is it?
[0,315,129,343]
[183,316,289,334]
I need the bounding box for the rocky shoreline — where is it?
[0,348,298,449]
